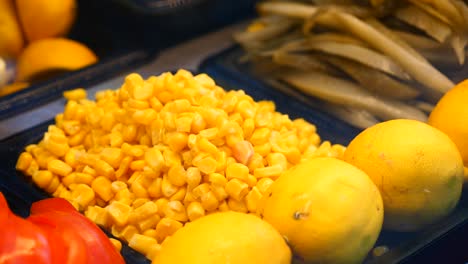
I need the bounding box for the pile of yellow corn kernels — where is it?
[16,69,345,260]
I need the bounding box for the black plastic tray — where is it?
[199,45,468,263]
[1,45,468,263]
[0,0,157,121]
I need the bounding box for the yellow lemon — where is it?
[16,0,76,42]
[343,119,464,232]
[428,79,468,181]
[0,0,24,58]
[153,211,291,264]
[263,157,383,264]
[16,38,98,82]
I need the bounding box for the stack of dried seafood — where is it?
[234,0,468,128]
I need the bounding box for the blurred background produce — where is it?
[234,0,468,129]
[0,0,98,97]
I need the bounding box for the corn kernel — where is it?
[253,143,272,157]
[129,234,158,256]
[191,112,206,133]
[164,200,188,222]
[232,140,254,165]
[187,201,205,221]
[218,201,229,212]
[71,184,95,210]
[225,179,249,201]
[116,156,133,179]
[107,201,131,226]
[250,128,270,145]
[143,229,158,239]
[192,155,217,174]
[100,148,123,169]
[138,215,161,231]
[207,173,227,187]
[116,225,139,242]
[200,191,219,212]
[246,186,263,213]
[256,178,275,195]
[197,137,218,155]
[170,187,186,201]
[47,159,72,177]
[165,132,188,152]
[155,198,169,217]
[167,165,186,187]
[131,181,149,199]
[85,205,109,227]
[132,198,150,208]
[155,218,183,243]
[128,201,158,223]
[16,152,33,171]
[92,176,114,202]
[130,160,146,171]
[111,181,128,193]
[32,170,54,189]
[63,88,87,101]
[254,164,283,179]
[186,167,201,190]
[192,183,210,199]
[43,133,70,157]
[267,153,288,170]
[228,197,248,213]
[109,238,122,252]
[26,160,39,176]
[226,163,249,181]
[81,165,96,176]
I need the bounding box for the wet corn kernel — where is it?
[107,201,132,226]
[109,238,122,252]
[155,218,183,243]
[63,88,87,101]
[92,176,114,202]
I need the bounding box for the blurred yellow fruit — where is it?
[16,38,98,82]
[343,119,464,232]
[0,82,29,97]
[16,0,77,42]
[428,79,468,181]
[153,211,291,264]
[0,0,25,58]
[263,157,383,264]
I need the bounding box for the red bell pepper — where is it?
[0,193,125,264]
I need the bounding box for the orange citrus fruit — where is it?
[16,0,77,42]
[153,211,291,264]
[428,79,468,181]
[16,38,97,82]
[343,119,464,232]
[0,0,24,58]
[263,157,383,264]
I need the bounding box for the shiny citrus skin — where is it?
[0,0,24,58]
[153,211,291,264]
[16,0,76,42]
[263,157,383,264]
[428,79,468,181]
[16,38,97,82]
[343,119,464,232]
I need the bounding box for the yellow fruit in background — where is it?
[428,79,468,181]
[343,119,464,232]
[16,38,98,82]
[153,211,291,264]
[0,0,24,58]
[16,0,77,42]
[0,82,29,97]
[263,157,383,264]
